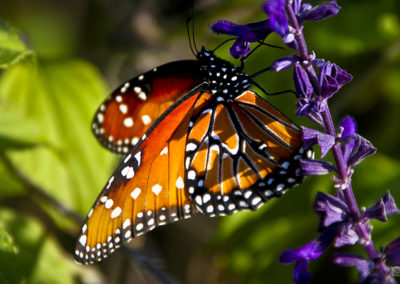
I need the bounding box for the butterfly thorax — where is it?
[197,47,251,98]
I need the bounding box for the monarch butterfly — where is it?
[74,43,312,264]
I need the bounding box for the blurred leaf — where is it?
[0,162,25,198]
[0,134,37,151]
[0,224,22,284]
[0,19,34,69]
[0,59,114,214]
[0,209,85,284]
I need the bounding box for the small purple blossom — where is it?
[318,62,353,100]
[294,63,313,98]
[347,135,377,167]
[270,55,301,72]
[333,253,374,283]
[298,1,341,23]
[263,0,288,36]
[340,116,357,161]
[302,127,335,157]
[385,237,400,267]
[210,19,272,58]
[299,158,336,176]
[280,226,336,284]
[365,192,399,222]
[314,192,349,229]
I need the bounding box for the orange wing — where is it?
[92,60,202,154]
[75,89,212,264]
[185,90,312,216]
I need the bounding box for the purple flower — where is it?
[365,192,400,222]
[334,253,397,284]
[299,158,336,176]
[333,253,374,283]
[270,55,301,72]
[280,225,337,284]
[339,116,357,161]
[347,135,377,167]
[263,0,288,36]
[294,63,313,98]
[314,192,349,229]
[210,20,272,58]
[302,127,335,158]
[385,237,400,267]
[318,62,353,100]
[298,1,341,23]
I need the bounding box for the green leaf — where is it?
[0,59,114,214]
[0,134,38,151]
[0,224,22,284]
[0,19,34,69]
[0,209,86,284]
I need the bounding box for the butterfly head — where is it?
[197,47,251,98]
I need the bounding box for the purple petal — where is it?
[296,99,314,117]
[299,1,341,22]
[364,273,397,284]
[210,19,271,42]
[294,63,314,98]
[365,192,398,222]
[280,226,337,283]
[270,55,301,72]
[263,0,288,36]
[335,223,359,247]
[340,115,357,137]
[347,135,376,167]
[292,0,302,14]
[318,62,353,99]
[333,253,374,282]
[299,158,336,176]
[311,58,325,68]
[301,127,335,157]
[382,191,400,216]
[210,20,272,59]
[365,199,388,222]
[229,39,251,59]
[339,116,357,161]
[385,237,400,266]
[314,192,349,229]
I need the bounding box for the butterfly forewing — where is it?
[185,90,311,216]
[92,60,202,154]
[75,89,210,264]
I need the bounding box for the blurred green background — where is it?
[0,0,399,283]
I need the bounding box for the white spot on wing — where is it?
[160,147,168,155]
[142,115,151,125]
[176,176,184,189]
[105,199,114,209]
[79,235,87,246]
[124,117,134,128]
[152,184,163,196]
[131,188,141,199]
[97,113,104,123]
[111,207,122,219]
[119,104,128,114]
[123,219,131,229]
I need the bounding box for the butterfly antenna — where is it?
[186,17,196,56]
[191,0,199,53]
[212,38,236,53]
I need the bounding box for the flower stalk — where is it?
[211,0,399,283]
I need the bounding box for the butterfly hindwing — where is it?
[92,60,202,154]
[185,90,312,216]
